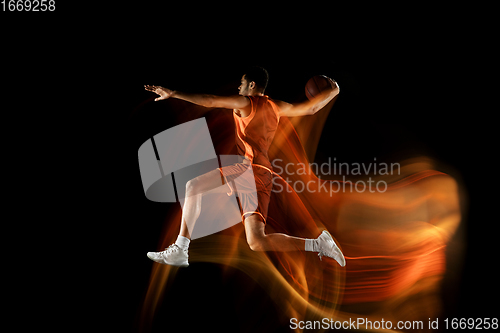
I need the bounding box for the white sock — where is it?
[175,235,190,250]
[305,238,319,252]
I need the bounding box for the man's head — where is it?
[238,66,269,96]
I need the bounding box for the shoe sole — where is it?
[321,230,346,267]
[147,253,189,267]
[164,260,189,267]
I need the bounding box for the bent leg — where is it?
[244,214,306,252]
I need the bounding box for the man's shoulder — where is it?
[247,95,285,116]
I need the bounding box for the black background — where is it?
[2,2,495,332]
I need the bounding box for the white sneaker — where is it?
[147,244,189,267]
[316,230,346,267]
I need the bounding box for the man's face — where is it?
[238,75,250,96]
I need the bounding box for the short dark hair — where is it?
[244,66,269,91]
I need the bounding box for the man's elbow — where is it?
[333,84,340,97]
[308,107,319,115]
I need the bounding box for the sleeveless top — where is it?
[233,95,281,169]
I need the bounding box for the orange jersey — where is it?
[233,95,281,169]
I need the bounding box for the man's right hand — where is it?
[144,85,174,101]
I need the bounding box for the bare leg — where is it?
[244,214,306,251]
[178,193,201,239]
[178,168,228,239]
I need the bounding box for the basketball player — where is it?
[144,67,345,267]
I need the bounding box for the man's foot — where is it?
[316,230,346,267]
[147,244,189,267]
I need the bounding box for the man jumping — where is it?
[144,66,345,267]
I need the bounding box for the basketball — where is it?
[305,75,334,100]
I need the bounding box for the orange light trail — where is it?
[344,245,446,260]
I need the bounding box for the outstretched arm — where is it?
[144,85,250,110]
[276,79,339,117]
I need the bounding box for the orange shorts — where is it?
[218,161,273,224]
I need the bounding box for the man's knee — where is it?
[185,177,201,196]
[185,169,223,197]
[247,234,266,251]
